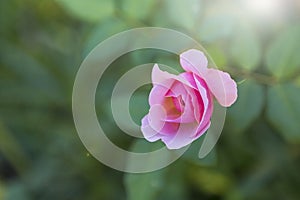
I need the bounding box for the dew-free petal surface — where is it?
[180,49,208,76]
[203,68,238,107]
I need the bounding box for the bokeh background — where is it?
[1,0,300,199]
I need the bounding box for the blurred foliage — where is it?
[0,0,300,200]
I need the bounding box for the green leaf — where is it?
[0,122,30,175]
[124,140,167,200]
[157,161,188,200]
[187,166,233,195]
[165,0,201,31]
[4,182,30,200]
[122,0,156,20]
[130,91,149,126]
[0,41,63,105]
[266,83,300,142]
[183,135,217,166]
[55,0,114,22]
[230,25,261,70]
[206,45,227,68]
[294,76,300,87]
[266,26,300,79]
[227,81,264,133]
[124,168,166,200]
[0,181,4,200]
[83,17,127,56]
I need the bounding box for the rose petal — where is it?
[163,123,199,149]
[164,91,195,123]
[195,120,211,138]
[180,49,208,76]
[148,104,167,133]
[203,69,238,107]
[141,115,161,142]
[163,80,197,123]
[149,83,173,106]
[179,50,237,107]
[194,74,212,126]
[152,64,196,89]
[180,72,204,123]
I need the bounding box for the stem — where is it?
[224,66,278,86]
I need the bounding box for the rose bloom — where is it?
[141,49,237,149]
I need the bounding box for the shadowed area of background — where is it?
[0,0,300,199]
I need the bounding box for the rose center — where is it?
[162,95,185,119]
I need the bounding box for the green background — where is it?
[0,0,300,199]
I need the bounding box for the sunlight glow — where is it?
[245,0,282,17]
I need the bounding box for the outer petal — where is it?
[152,64,196,89]
[163,123,199,149]
[149,83,173,106]
[203,69,238,107]
[148,104,167,132]
[152,64,174,85]
[180,49,208,76]
[195,121,211,138]
[141,115,161,142]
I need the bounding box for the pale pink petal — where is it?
[152,64,173,85]
[165,81,188,97]
[141,115,161,142]
[180,94,196,123]
[203,68,238,107]
[159,122,180,135]
[163,123,199,149]
[164,91,195,123]
[195,121,211,138]
[179,72,197,88]
[148,104,167,133]
[172,96,183,112]
[194,74,211,125]
[149,82,173,106]
[164,81,198,123]
[180,72,203,123]
[180,49,208,76]
[152,64,196,89]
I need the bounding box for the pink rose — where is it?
[141,49,237,149]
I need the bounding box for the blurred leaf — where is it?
[165,0,201,31]
[266,26,300,79]
[230,25,261,70]
[131,50,181,74]
[131,50,158,67]
[130,90,149,126]
[124,140,167,200]
[157,161,188,200]
[0,41,63,105]
[206,45,227,68]
[0,122,30,175]
[199,14,235,43]
[227,81,264,133]
[0,181,4,200]
[83,17,127,56]
[125,170,166,200]
[266,83,300,142]
[188,166,233,195]
[0,1,19,36]
[4,182,29,200]
[55,0,114,22]
[294,76,300,87]
[122,0,156,21]
[183,135,217,166]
